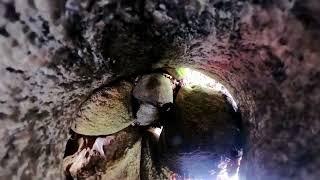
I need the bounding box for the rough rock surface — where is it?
[136,103,159,126]
[133,73,173,106]
[63,126,141,180]
[71,80,134,136]
[174,85,240,152]
[0,0,319,180]
[157,85,240,178]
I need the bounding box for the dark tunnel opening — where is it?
[1,1,320,180]
[63,67,246,180]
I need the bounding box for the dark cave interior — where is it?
[63,68,245,180]
[0,0,320,180]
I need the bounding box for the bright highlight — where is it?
[180,68,238,110]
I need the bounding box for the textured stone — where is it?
[133,74,173,106]
[0,0,319,179]
[140,131,174,180]
[174,85,240,151]
[136,103,159,126]
[71,81,134,136]
[158,85,241,178]
[64,127,141,180]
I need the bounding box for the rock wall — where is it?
[0,0,319,179]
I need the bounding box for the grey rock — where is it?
[136,103,159,126]
[0,0,320,179]
[133,74,173,106]
[63,127,141,180]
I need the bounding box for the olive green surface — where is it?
[98,138,142,180]
[173,85,238,152]
[71,81,134,136]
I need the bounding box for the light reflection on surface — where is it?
[147,127,163,140]
[179,68,238,111]
[165,152,241,180]
[164,68,241,180]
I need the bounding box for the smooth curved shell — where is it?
[133,74,173,106]
[71,81,134,136]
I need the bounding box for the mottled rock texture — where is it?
[0,0,319,180]
[158,85,241,179]
[136,103,159,126]
[71,80,134,136]
[63,127,141,180]
[174,85,239,152]
[133,73,173,106]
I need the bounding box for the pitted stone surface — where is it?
[175,85,239,151]
[136,103,159,126]
[71,81,134,136]
[133,74,173,106]
[63,127,141,180]
[0,0,319,179]
[157,85,241,178]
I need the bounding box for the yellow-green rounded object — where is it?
[163,67,188,80]
[71,81,134,136]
